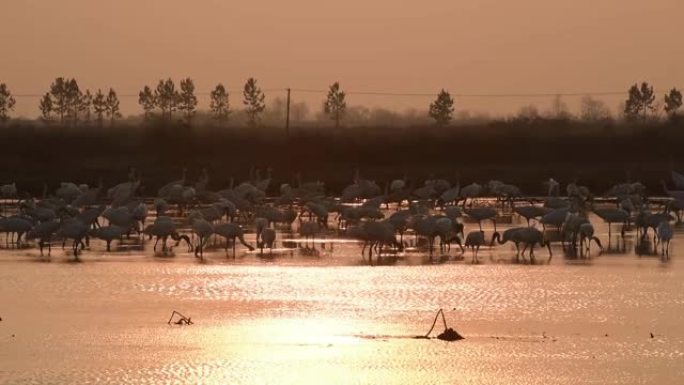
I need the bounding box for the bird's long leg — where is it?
[232,236,237,259]
[608,223,612,242]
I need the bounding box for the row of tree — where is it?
[0,79,681,126]
[624,82,682,121]
[35,78,121,125]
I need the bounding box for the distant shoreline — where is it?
[1,119,683,196]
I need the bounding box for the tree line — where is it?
[0,79,681,127]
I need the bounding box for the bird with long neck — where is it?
[578,223,603,258]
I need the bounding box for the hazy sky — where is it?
[2,0,683,117]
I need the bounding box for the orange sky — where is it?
[2,0,683,118]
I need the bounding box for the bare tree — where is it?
[547,95,572,120]
[517,105,540,120]
[323,82,347,128]
[580,96,611,122]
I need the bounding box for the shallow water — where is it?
[1,213,683,384]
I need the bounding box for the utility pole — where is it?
[285,88,291,138]
[285,88,292,182]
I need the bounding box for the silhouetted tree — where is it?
[46,77,83,124]
[65,78,82,123]
[92,89,107,126]
[105,89,121,124]
[49,77,70,123]
[178,78,198,123]
[624,82,656,121]
[429,89,454,126]
[138,85,156,121]
[39,93,53,123]
[580,96,611,122]
[548,95,572,120]
[155,78,179,121]
[0,83,16,123]
[323,82,346,128]
[210,83,230,124]
[664,88,682,120]
[79,90,93,123]
[517,104,540,121]
[243,77,265,128]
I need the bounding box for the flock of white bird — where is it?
[0,168,681,264]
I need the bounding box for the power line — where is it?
[10,88,679,99]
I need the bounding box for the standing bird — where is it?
[459,183,482,207]
[299,221,320,248]
[90,225,125,252]
[259,228,276,254]
[592,207,630,243]
[143,217,191,253]
[56,218,89,261]
[26,220,60,257]
[190,216,214,259]
[490,227,527,261]
[517,227,552,263]
[656,221,673,258]
[464,207,498,232]
[214,222,254,258]
[512,201,549,226]
[464,230,486,263]
[578,223,603,258]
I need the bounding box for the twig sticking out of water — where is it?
[167,310,193,325]
[420,308,464,342]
